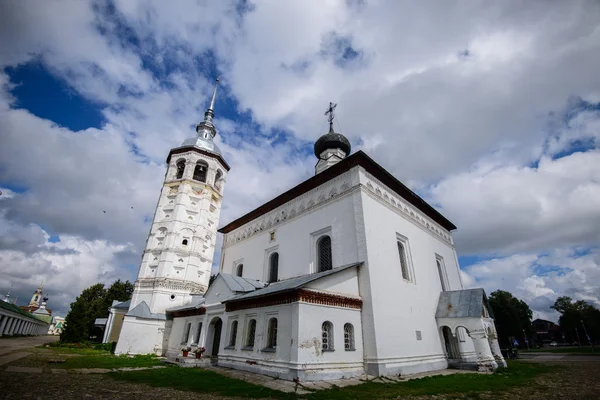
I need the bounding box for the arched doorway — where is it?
[442,326,460,360]
[206,317,223,357]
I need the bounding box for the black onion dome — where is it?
[314,129,351,158]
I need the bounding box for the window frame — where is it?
[236,263,244,277]
[396,233,415,283]
[344,323,355,351]
[181,321,191,345]
[263,317,278,351]
[317,235,333,273]
[193,322,203,345]
[436,255,449,292]
[310,227,333,274]
[322,321,334,351]
[226,320,238,349]
[244,319,257,349]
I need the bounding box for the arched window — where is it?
[182,239,188,246]
[236,264,243,277]
[176,159,186,179]
[246,319,256,348]
[193,161,208,182]
[322,321,334,351]
[194,322,202,344]
[397,241,409,280]
[344,323,355,351]
[228,320,238,347]
[317,235,332,272]
[214,169,223,191]
[266,318,278,349]
[181,322,191,344]
[268,253,279,283]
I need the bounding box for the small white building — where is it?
[112,88,505,380]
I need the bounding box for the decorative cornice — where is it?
[135,278,207,293]
[225,288,362,312]
[362,171,453,245]
[222,171,357,248]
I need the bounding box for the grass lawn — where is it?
[30,345,162,369]
[522,346,599,355]
[110,361,553,399]
[110,366,290,398]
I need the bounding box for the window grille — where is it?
[193,161,208,182]
[267,318,278,348]
[317,235,332,272]
[176,159,186,179]
[236,264,243,277]
[246,319,256,348]
[397,241,409,280]
[322,321,334,351]
[344,323,354,350]
[229,320,238,347]
[269,253,279,283]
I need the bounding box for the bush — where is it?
[94,342,117,353]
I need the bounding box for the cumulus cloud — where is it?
[0,0,599,320]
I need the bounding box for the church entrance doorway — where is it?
[208,317,222,357]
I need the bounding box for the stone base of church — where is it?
[217,355,364,382]
[365,354,449,377]
[114,316,171,356]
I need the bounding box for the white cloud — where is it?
[0,0,599,319]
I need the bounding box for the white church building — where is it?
[112,81,506,381]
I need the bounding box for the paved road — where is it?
[0,335,58,365]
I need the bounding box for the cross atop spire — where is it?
[324,102,337,133]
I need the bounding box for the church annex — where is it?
[110,80,506,381]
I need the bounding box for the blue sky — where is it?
[1,0,599,320]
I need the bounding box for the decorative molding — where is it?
[362,171,453,245]
[225,289,362,312]
[135,278,207,293]
[223,170,358,248]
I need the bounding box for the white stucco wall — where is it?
[358,167,463,375]
[296,302,364,380]
[115,317,170,355]
[220,170,363,282]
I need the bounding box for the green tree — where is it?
[488,290,533,347]
[60,280,133,343]
[551,296,600,344]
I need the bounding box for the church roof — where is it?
[435,288,494,319]
[218,150,456,233]
[220,274,266,293]
[223,262,362,304]
[111,299,131,309]
[126,301,167,320]
[166,296,205,312]
[0,299,49,324]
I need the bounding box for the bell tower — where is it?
[29,281,44,307]
[116,78,230,355]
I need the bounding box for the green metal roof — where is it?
[0,300,50,324]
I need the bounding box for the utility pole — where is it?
[523,329,530,350]
[575,328,582,346]
[581,320,595,353]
